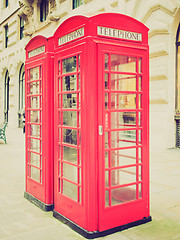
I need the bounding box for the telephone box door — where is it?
[98,43,149,231]
[54,43,87,229]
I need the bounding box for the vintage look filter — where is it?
[25,13,151,238]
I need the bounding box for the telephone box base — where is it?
[24,192,54,212]
[53,210,152,239]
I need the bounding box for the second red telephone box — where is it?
[24,36,54,211]
[53,13,151,237]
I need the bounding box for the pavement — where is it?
[0,127,180,240]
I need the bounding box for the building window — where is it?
[4,70,10,123]
[73,0,83,9]
[40,0,49,22]
[18,64,25,127]
[5,0,9,8]
[20,17,24,40]
[175,23,180,147]
[4,25,8,48]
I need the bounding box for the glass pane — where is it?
[105,131,109,148]
[111,55,136,73]
[111,74,136,91]
[111,130,136,148]
[139,76,142,91]
[111,167,136,186]
[62,129,77,145]
[111,185,136,205]
[31,167,40,182]
[105,171,109,187]
[62,56,77,74]
[63,75,77,91]
[62,94,77,108]
[29,81,40,95]
[111,148,136,167]
[30,138,41,153]
[111,93,136,109]
[29,110,41,123]
[105,54,109,70]
[30,152,40,167]
[105,93,109,109]
[111,112,136,129]
[105,190,110,207]
[63,111,77,127]
[139,183,142,198]
[63,180,77,201]
[177,46,180,112]
[63,163,77,183]
[139,165,142,181]
[139,148,142,162]
[105,73,109,89]
[59,77,61,92]
[29,96,40,109]
[139,58,142,73]
[105,151,109,168]
[78,74,81,90]
[63,146,77,164]
[29,124,41,138]
[78,55,80,71]
[30,67,40,81]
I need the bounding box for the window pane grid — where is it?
[58,54,81,203]
[27,66,42,183]
[104,53,143,207]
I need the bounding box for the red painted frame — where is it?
[25,36,54,207]
[53,13,149,233]
[25,13,150,234]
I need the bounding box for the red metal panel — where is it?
[25,36,54,206]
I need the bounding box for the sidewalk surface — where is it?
[0,127,180,240]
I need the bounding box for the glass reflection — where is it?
[62,94,77,108]
[63,180,77,201]
[111,148,136,167]
[63,56,77,73]
[30,110,41,123]
[111,185,136,205]
[29,96,40,109]
[62,129,77,145]
[63,111,77,127]
[29,81,40,95]
[31,167,40,182]
[63,163,77,183]
[111,74,136,91]
[30,67,40,81]
[111,130,136,148]
[63,75,77,91]
[29,124,40,138]
[63,146,77,164]
[111,55,136,73]
[111,167,136,186]
[111,112,136,129]
[111,93,136,109]
[30,152,40,167]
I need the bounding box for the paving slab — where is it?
[1,127,180,240]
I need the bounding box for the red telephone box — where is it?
[53,13,151,237]
[24,36,54,211]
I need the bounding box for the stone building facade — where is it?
[0,0,180,149]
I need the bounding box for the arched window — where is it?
[175,24,180,147]
[40,0,49,22]
[18,64,25,127]
[4,70,10,123]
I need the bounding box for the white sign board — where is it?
[97,26,142,42]
[58,27,84,45]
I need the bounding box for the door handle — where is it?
[99,125,103,135]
